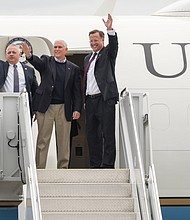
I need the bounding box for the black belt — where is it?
[86,93,101,99]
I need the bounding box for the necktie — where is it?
[13,64,19,92]
[83,52,97,95]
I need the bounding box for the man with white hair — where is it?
[0,43,38,119]
[22,40,82,169]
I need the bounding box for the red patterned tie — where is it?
[83,52,97,95]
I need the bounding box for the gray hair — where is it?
[6,44,20,53]
[54,40,68,48]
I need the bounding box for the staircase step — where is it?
[37,169,136,219]
[42,212,136,220]
[37,169,130,183]
[40,198,134,212]
[38,183,132,198]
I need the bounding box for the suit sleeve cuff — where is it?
[26,53,33,60]
[107,29,115,36]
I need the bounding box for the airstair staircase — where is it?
[0,91,163,220]
[37,169,136,220]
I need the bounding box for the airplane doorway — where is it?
[67,53,90,168]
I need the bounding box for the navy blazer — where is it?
[0,60,38,117]
[84,33,119,104]
[28,55,82,122]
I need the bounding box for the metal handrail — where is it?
[119,89,162,220]
[18,92,42,220]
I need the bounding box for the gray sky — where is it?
[0,0,180,16]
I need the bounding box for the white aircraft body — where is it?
[0,0,190,202]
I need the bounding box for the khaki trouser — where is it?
[35,104,71,169]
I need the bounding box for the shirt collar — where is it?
[54,57,67,63]
[9,62,21,67]
[93,50,100,55]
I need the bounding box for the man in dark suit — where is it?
[0,44,38,119]
[84,14,119,168]
[22,40,82,169]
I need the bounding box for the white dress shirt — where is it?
[86,52,101,96]
[1,62,26,92]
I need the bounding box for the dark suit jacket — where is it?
[0,60,38,117]
[28,55,82,122]
[84,33,119,104]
